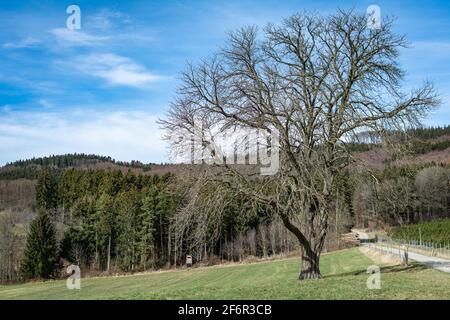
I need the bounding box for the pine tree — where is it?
[21,210,59,279]
[95,193,115,272]
[139,187,158,270]
[35,169,59,211]
[116,189,141,271]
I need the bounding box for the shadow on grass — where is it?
[324,263,428,279]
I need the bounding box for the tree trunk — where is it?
[168,227,171,267]
[299,249,321,280]
[107,234,111,273]
[174,237,177,268]
[279,213,323,280]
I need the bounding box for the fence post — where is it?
[419,227,422,247]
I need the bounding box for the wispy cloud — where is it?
[70,53,163,87]
[2,37,40,49]
[87,8,132,30]
[50,28,109,46]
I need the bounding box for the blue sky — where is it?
[0,0,449,165]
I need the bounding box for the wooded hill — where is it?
[0,153,183,180]
[2,125,450,283]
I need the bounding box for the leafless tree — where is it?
[259,224,268,257]
[0,211,25,283]
[247,228,257,256]
[415,166,449,221]
[268,221,278,255]
[162,10,438,279]
[170,171,233,258]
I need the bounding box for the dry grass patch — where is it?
[359,246,402,266]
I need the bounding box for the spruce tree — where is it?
[36,169,59,211]
[139,187,158,269]
[95,193,115,272]
[21,210,59,279]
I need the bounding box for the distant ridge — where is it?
[3,153,157,170]
[2,126,450,179]
[0,153,177,180]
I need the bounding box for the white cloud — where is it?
[2,37,40,49]
[50,28,109,46]
[0,110,168,165]
[87,8,132,30]
[71,53,163,87]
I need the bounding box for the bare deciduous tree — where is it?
[162,10,438,280]
[0,211,25,283]
[415,166,449,220]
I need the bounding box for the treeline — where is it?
[35,169,175,273]
[4,167,354,283]
[1,169,177,282]
[408,139,450,155]
[408,125,450,140]
[338,126,450,156]
[0,167,40,180]
[346,139,450,158]
[353,164,450,228]
[1,154,154,178]
[5,168,304,282]
[4,154,117,168]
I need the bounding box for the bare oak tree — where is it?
[162,10,438,280]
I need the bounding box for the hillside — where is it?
[356,127,450,169]
[0,153,183,180]
[0,154,183,212]
[1,248,450,300]
[4,126,450,179]
[2,126,450,285]
[2,126,450,213]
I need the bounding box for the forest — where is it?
[0,166,306,282]
[1,147,450,282]
[0,164,450,281]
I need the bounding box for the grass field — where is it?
[1,248,450,300]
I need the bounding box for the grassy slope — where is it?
[1,248,450,300]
